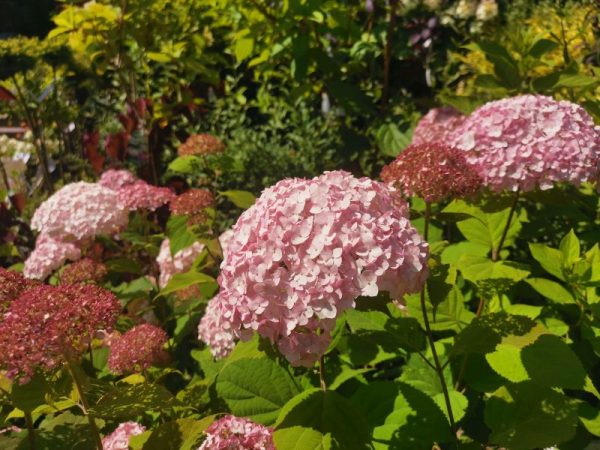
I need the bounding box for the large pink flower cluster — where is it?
[0,284,121,382]
[156,239,205,288]
[198,415,275,450]
[381,143,482,202]
[411,106,466,146]
[23,234,82,280]
[31,182,129,241]
[99,169,175,211]
[108,323,168,374]
[0,268,39,315]
[102,422,146,450]
[199,171,429,366]
[451,94,600,192]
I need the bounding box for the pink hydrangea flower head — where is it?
[60,258,107,285]
[23,234,82,280]
[412,106,467,146]
[170,189,215,225]
[198,298,236,359]
[451,94,600,192]
[0,268,39,315]
[199,171,429,366]
[198,415,275,450]
[178,134,225,157]
[31,182,129,240]
[0,284,121,382]
[107,323,168,374]
[218,229,235,259]
[116,180,175,211]
[98,169,137,190]
[156,239,205,288]
[381,143,482,202]
[102,422,146,450]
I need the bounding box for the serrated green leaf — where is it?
[91,383,175,419]
[525,278,575,304]
[529,243,565,280]
[219,190,256,209]
[560,229,581,265]
[528,38,559,58]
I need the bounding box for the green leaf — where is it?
[166,215,197,255]
[474,74,504,89]
[168,155,202,174]
[532,71,560,92]
[476,41,516,64]
[557,73,597,88]
[235,37,254,62]
[105,258,143,275]
[406,287,474,332]
[525,278,575,304]
[274,389,371,450]
[350,381,452,450]
[529,243,565,280]
[560,229,581,265]
[492,58,521,89]
[219,190,256,209]
[528,38,559,58]
[159,269,217,298]
[139,417,214,450]
[433,390,468,423]
[91,383,175,419]
[216,358,300,425]
[345,309,387,332]
[484,382,579,450]
[9,374,49,412]
[376,123,411,157]
[328,81,374,114]
[458,256,530,283]
[486,344,529,383]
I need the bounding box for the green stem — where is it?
[24,411,36,450]
[420,202,458,444]
[64,356,103,450]
[319,355,327,391]
[382,0,398,107]
[491,189,520,262]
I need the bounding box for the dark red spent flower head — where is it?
[177,134,225,157]
[0,268,39,315]
[60,258,108,285]
[0,284,121,383]
[170,189,215,226]
[381,143,482,203]
[107,323,168,374]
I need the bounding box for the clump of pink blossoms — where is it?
[23,234,82,280]
[60,258,107,285]
[156,239,205,288]
[411,106,466,146]
[199,171,429,366]
[99,169,175,211]
[170,188,215,225]
[0,284,121,382]
[381,143,482,203]
[450,94,600,192]
[218,229,235,259]
[198,415,275,450]
[0,268,39,315]
[102,422,146,450]
[107,323,168,374]
[31,181,129,241]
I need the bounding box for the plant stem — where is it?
[382,0,398,106]
[420,203,458,443]
[64,355,103,450]
[24,411,36,450]
[491,189,520,262]
[319,355,327,391]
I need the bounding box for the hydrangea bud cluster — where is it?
[101,422,146,450]
[0,284,121,382]
[178,134,225,157]
[199,171,429,366]
[381,143,482,202]
[23,234,82,280]
[0,268,38,315]
[99,169,175,211]
[198,415,275,450]
[59,258,107,285]
[31,182,129,241]
[107,323,168,374]
[156,239,205,288]
[170,189,215,225]
[451,94,600,192]
[411,106,466,146]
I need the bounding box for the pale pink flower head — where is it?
[107,323,168,374]
[199,171,429,366]
[60,258,107,285]
[23,234,82,280]
[198,415,274,450]
[156,239,205,288]
[381,143,482,202]
[198,299,236,359]
[102,422,146,450]
[178,134,225,157]
[412,106,467,146]
[98,169,137,190]
[31,182,128,241]
[451,94,600,192]
[218,229,235,259]
[0,284,121,382]
[0,268,39,315]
